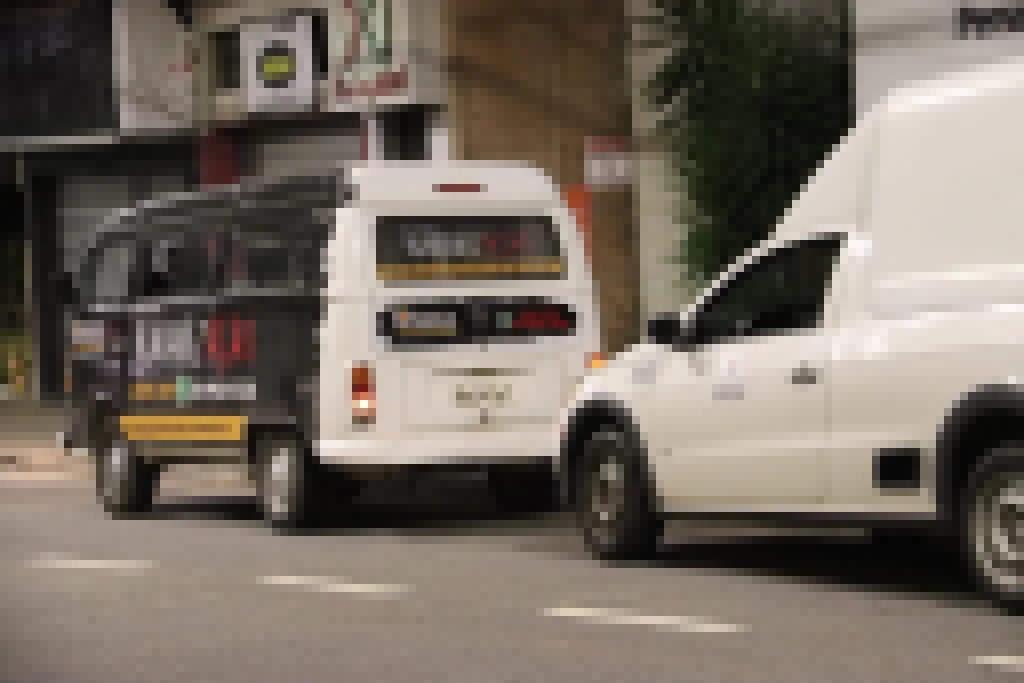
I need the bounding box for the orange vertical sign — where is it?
[563,184,592,265]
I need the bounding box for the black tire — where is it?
[256,431,328,533]
[961,444,1024,612]
[488,464,560,514]
[95,438,158,518]
[576,425,662,561]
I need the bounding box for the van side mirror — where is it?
[647,313,683,347]
[648,313,703,350]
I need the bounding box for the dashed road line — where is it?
[542,605,749,634]
[259,574,412,598]
[971,656,1024,674]
[27,551,155,573]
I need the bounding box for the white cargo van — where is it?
[559,58,1024,609]
[69,161,601,530]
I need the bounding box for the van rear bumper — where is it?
[314,430,559,467]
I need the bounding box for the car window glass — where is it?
[84,237,139,299]
[144,233,218,297]
[695,234,844,345]
[224,233,321,291]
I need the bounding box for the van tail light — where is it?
[586,351,607,370]
[496,303,575,337]
[351,363,376,425]
[511,306,571,331]
[206,313,256,374]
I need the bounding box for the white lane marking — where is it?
[28,552,155,573]
[971,656,1024,673]
[542,606,749,634]
[259,575,411,597]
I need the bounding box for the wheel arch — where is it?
[935,383,1024,528]
[559,395,647,507]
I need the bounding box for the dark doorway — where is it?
[26,175,61,400]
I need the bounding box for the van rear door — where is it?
[369,212,594,431]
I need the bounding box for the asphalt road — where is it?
[0,470,1021,683]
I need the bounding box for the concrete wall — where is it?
[628,0,692,319]
[237,120,362,179]
[444,0,638,352]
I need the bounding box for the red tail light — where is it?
[207,314,256,373]
[351,364,375,425]
[512,308,570,330]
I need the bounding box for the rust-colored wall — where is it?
[444,0,638,353]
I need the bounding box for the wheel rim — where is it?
[584,434,626,547]
[101,445,126,501]
[267,443,295,518]
[972,469,1024,591]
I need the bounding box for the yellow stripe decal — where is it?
[118,415,246,442]
[377,260,563,280]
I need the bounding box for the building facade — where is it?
[7,0,448,400]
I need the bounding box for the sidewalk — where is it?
[0,443,92,481]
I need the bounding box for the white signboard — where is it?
[857,0,1024,117]
[585,136,632,188]
[330,0,413,109]
[241,14,316,114]
[114,0,194,131]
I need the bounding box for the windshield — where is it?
[375,215,565,281]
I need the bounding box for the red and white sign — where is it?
[585,136,632,188]
[331,0,410,110]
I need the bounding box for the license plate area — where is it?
[401,363,562,430]
[118,415,247,442]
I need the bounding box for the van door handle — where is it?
[790,363,821,385]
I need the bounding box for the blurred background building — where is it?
[2,0,1012,401]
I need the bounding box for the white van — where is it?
[310,161,602,517]
[69,161,601,530]
[558,58,1024,609]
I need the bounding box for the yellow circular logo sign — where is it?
[259,41,296,88]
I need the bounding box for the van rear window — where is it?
[375,216,565,281]
[228,235,321,291]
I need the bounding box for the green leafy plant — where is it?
[648,0,852,290]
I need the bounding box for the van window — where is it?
[694,234,844,345]
[144,233,218,297]
[374,216,565,281]
[79,237,140,300]
[228,234,322,291]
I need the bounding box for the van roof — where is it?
[349,161,559,203]
[776,56,1024,244]
[879,56,1024,115]
[75,172,343,273]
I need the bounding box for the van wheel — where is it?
[95,440,158,518]
[256,432,323,533]
[961,443,1024,611]
[577,426,662,561]
[488,464,559,514]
